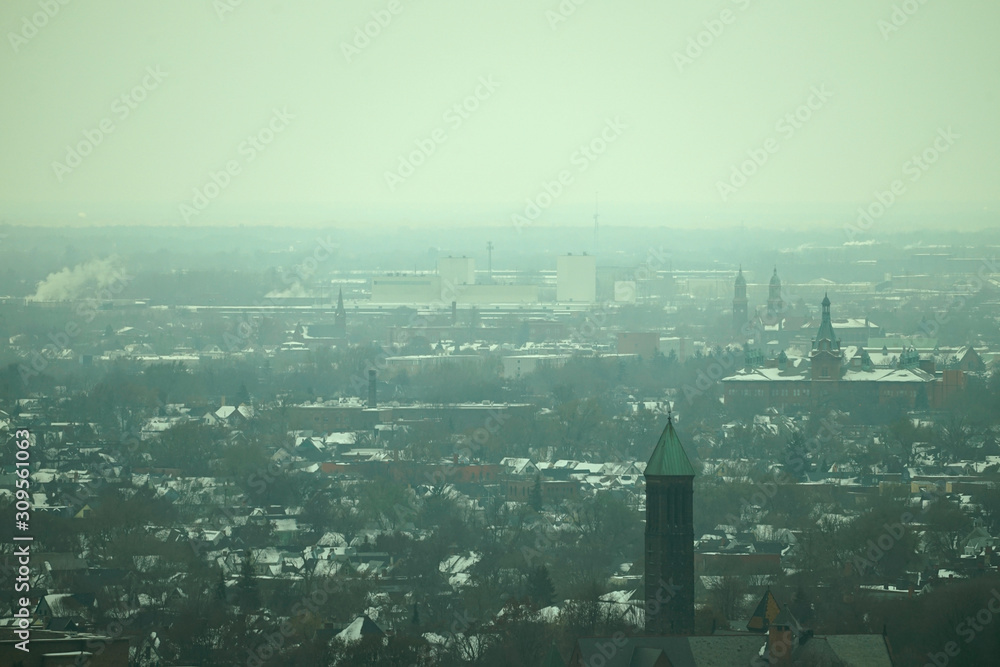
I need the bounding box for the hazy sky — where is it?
[1,0,998,227]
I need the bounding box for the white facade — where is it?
[556,254,596,303]
[438,257,475,287]
[614,280,637,303]
[501,354,570,379]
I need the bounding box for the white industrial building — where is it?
[438,256,475,287]
[556,254,596,303]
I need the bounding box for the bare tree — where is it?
[707,575,749,621]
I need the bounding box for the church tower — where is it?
[733,267,748,337]
[809,293,842,383]
[645,412,695,635]
[766,267,784,322]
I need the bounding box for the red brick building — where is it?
[723,295,966,413]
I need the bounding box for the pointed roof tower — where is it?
[815,293,837,346]
[644,407,696,635]
[767,267,784,319]
[335,287,347,335]
[645,411,696,477]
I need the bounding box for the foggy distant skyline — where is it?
[2,1,999,229]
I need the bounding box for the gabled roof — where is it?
[336,615,384,643]
[645,416,695,477]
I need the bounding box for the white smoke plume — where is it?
[29,257,122,302]
[265,282,312,299]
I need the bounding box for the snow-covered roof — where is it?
[336,616,384,643]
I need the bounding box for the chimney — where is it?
[368,370,377,409]
[451,300,457,326]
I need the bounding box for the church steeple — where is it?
[814,293,837,349]
[645,411,695,635]
[335,288,347,337]
[810,293,842,383]
[767,267,783,321]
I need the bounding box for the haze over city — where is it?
[1,0,999,228]
[2,2,1000,667]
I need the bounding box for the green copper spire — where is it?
[645,411,695,477]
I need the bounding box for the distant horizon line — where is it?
[0,221,998,235]
[1,201,997,233]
